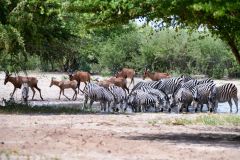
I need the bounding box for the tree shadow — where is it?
[123,132,240,148]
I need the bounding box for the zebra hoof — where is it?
[168,108,171,113]
[209,108,213,113]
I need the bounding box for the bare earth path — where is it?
[0,113,240,160]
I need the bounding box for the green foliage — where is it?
[71,0,240,63]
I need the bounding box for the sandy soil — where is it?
[0,114,240,160]
[0,72,240,160]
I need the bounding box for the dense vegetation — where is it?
[0,0,239,78]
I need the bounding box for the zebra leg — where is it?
[83,95,88,109]
[89,99,94,110]
[200,104,204,112]
[59,90,62,100]
[228,100,233,113]
[233,96,238,113]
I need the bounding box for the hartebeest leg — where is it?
[59,90,62,100]
[34,85,43,100]
[62,90,70,100]
[72,88,77,100]
[128,77,134,88]
[30,87,36,100]
[11,87,17,98]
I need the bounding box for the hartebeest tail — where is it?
[4,71,43,100]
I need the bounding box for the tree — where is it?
[69,0,240,64]
[0,0,72,71]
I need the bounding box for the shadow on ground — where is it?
[123,132,240,147]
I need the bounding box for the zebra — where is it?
[129,81,161,95]
[127,90,158,112]
[83,83,114,112]
[197,78,214,85]
[21,83,29,104]
[208,83,238,113]
[180,75,194,83]
[173,88,193,113]
[138,85,170,112]
[157,77,183,95]
[108,85,127,112]
[192,83,216,112]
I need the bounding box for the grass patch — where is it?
[163,114,240,126]
[0,102,96,114]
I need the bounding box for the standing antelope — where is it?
[115,68,135,88]
[4,72,43,100]
[68,71,91,93]
[49,78,78,100]
[143,69,170,81]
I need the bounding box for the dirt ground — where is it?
[0,114,240,160]
[0,72,240,159]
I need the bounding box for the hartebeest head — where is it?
[4,71,12,85]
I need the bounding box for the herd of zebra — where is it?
[83,75,239,113]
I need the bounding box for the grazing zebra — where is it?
[21,83,29,104]
[197,78,214,85]
[108,85,127,112]
[127,90,158,112]
[208,83,238,113]
[180,75,193,83]
[192,83,216,112]
[139,85,170,112]
[83,83,114,112]
[130,81,160,95]
[157,77,183,95]
[173,88,193,113]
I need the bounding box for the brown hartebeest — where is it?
[97,77,129,94]
[68,71,91,93]
[49,77,78,100]
[115,68,135,88]
[4,71,44,100]
[143,69,170,81]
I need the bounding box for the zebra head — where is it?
[208,86,217,112]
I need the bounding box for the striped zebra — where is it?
[127,90,158,112]
[130,81,160,95]
[208,83,238,113]
[197,78,214,85]
[180,75,193,83]
[108,85,127,112]
[192,83,216,112]
[157,77,183,95]
[83,83,114,112]
[138,85,170,112]
[173,88,193,113]
[21,83,29,104]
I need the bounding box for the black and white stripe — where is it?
[192,83,216,112]
[139,85,170,112]
[130,81,160,94]
[157,77,183,95]
[108,85,127,112]
[127,90,158,112]
[208,83,238,113]
[174,88,193,113]
[83,83,114,112]
[21,83,29,103]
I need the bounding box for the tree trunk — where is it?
[227,38,240,64]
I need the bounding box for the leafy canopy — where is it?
[69,0,240,64]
